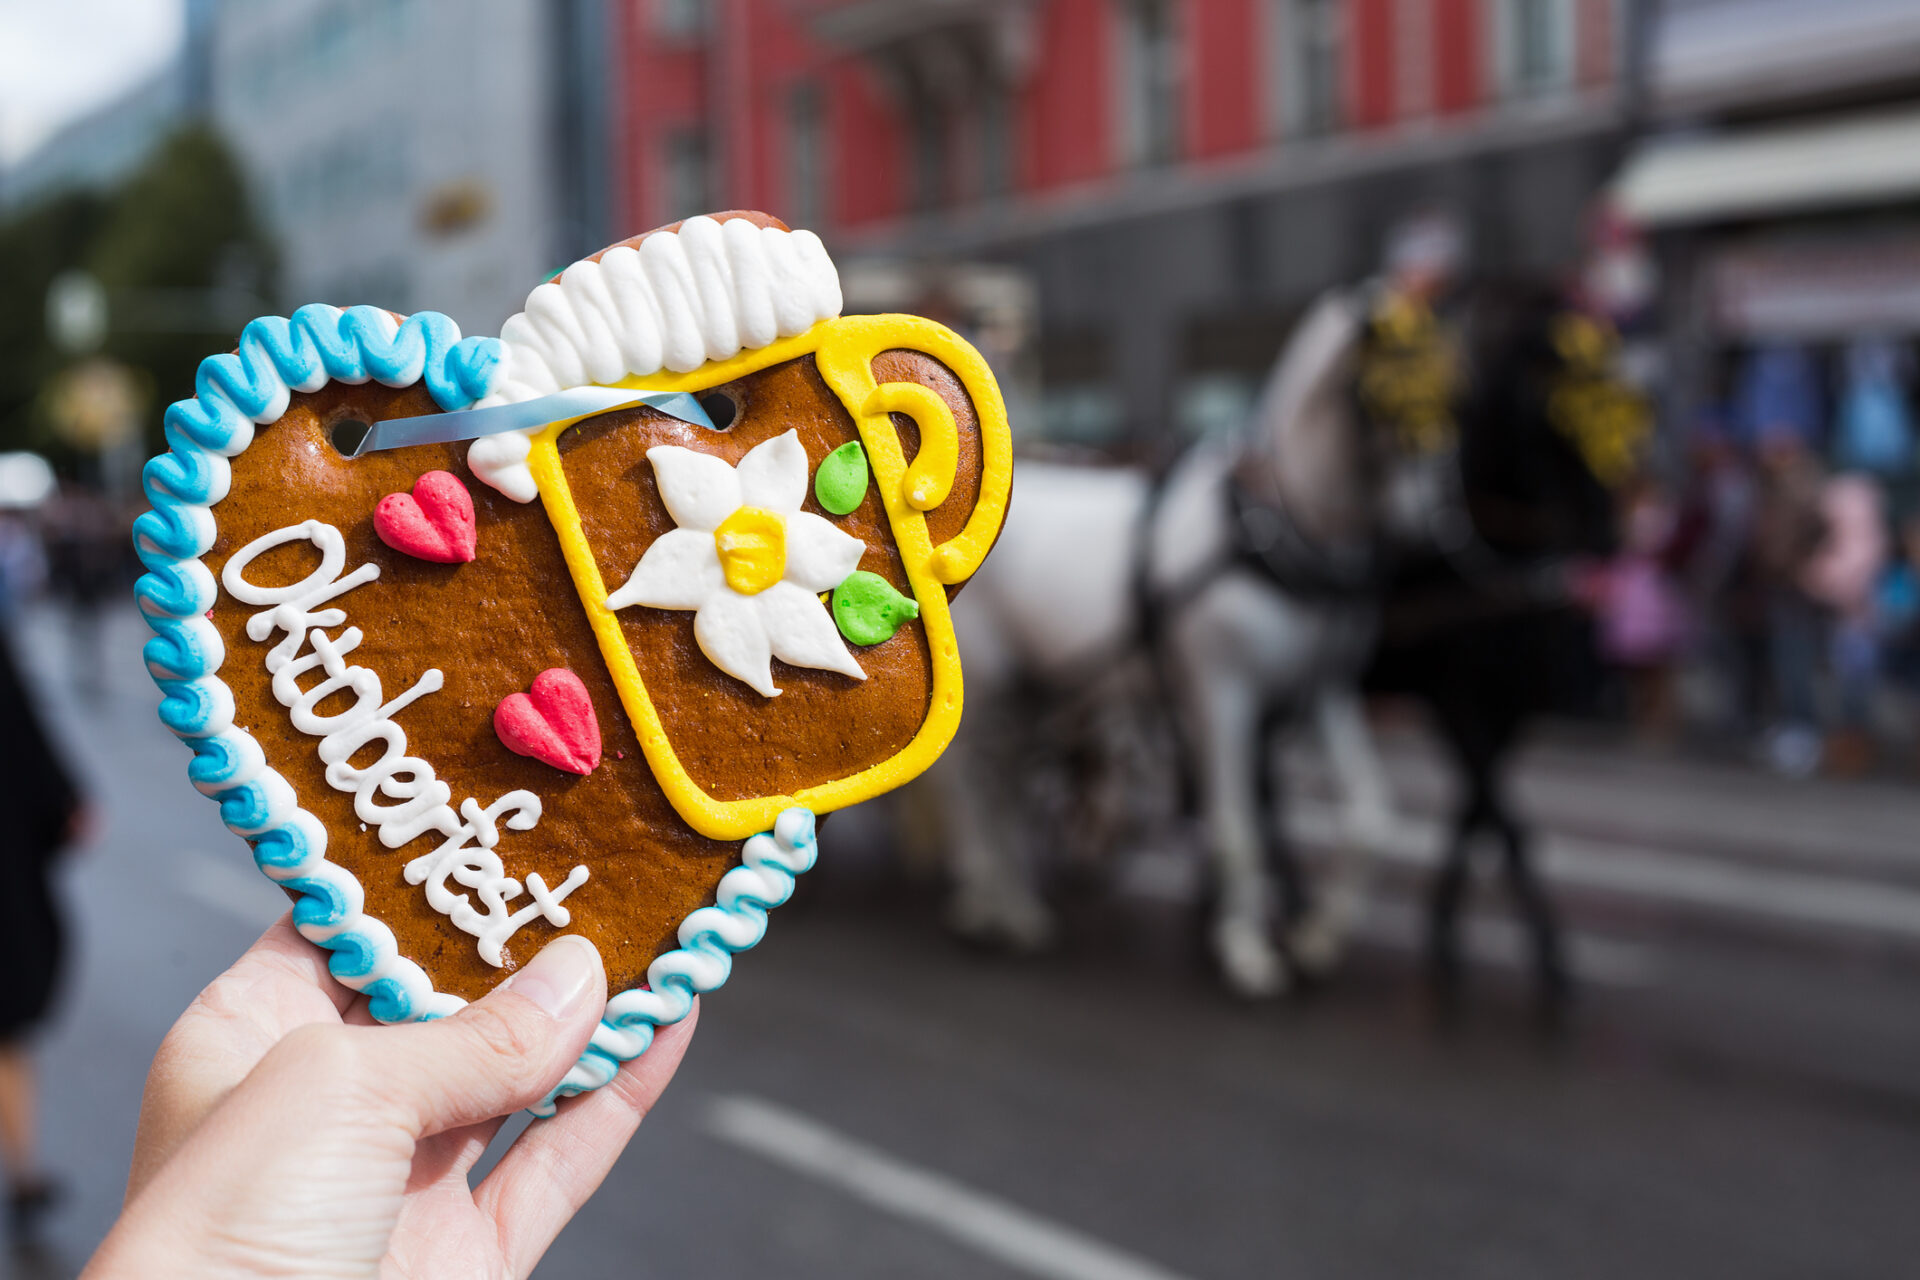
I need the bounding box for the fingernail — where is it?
[505,935,600,1018]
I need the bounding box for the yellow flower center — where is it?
[713,506,786,596]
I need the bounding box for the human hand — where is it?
[86,915,695,1279]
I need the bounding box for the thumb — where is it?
[363,934,607,1134]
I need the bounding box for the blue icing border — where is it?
[535,807,817,1114]
[135,303,813,1111]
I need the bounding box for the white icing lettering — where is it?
[223,520,588,966]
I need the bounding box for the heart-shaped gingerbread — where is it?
[137,211,1012,1111]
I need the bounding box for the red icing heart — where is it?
[373,470,476,564]
[494,668,601,775]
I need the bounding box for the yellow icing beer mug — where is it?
[518,313,1013,841]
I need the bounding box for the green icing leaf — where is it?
[814,440,869,515]
[832,571,919,646]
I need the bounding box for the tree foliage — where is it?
[0,124,277,460]
[0,190,107,451]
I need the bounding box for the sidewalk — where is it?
[1293,722,1920,881]
[1277,720,1920,968]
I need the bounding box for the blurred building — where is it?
[208,0,613,334]
[0,0,216,210]
[1,71,190,213]
[616,0,1634,444]
[1613,0,1920,459]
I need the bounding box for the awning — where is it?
[1613,106,1920,228]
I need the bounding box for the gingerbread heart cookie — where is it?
[137,212,1012,1111]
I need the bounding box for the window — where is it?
[1116,0,1181,167]
[324,258,411,313]
[1175,372,1258,440]
[907,86,951,213]
[651,0,705,40]
[1276,0,1342,136]
[1496,0,1575,97]
[277,131,409,221]
[309,7,351,75]
[895,31,1012,212]
[980,77,1013,199]
[662,128,709,222]
[787,81,825,229]
[1037,329,1120,445]
[1039,383,1125,444]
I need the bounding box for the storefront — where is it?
[1615,104,1920,483]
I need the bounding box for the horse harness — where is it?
[1121,290,1626,675]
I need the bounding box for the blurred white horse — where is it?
[935,291,1406,996]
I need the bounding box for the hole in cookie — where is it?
[698,391,738,431]
[329,418,372,456]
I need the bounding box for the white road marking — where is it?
[1289,802,1920,943]
[175,851,287,927]
[704,1094,1194,1280]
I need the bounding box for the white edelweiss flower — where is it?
[606,429,867,697]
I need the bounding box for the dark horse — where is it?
[933,277,1621,1011]
[1365,280,1618,1024]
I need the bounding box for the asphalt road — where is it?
[10,603,1920,1279]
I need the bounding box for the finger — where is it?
[408,1118,508,1195]
[126,913,351,1201]
[350,935,606,1137]
[476,1003,699,1276]
[231,912,359,1016]
[342,992,379,1027]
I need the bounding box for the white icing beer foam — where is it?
[469,216,842,502]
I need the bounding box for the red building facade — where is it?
[618,0,1617,232]
[615,0,1627,439]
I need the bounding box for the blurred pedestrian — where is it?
[1802,473,1890,775]
[1751,427,1829,776]
[1875,513,1920,756]
[1733,344,1823,452]
[1834,337,1914,476]
[1673,422,1761,734]
[0,627,87,1245]
[1584,479,1688,739]
[0,515,47,624]
[42,482,123,701]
